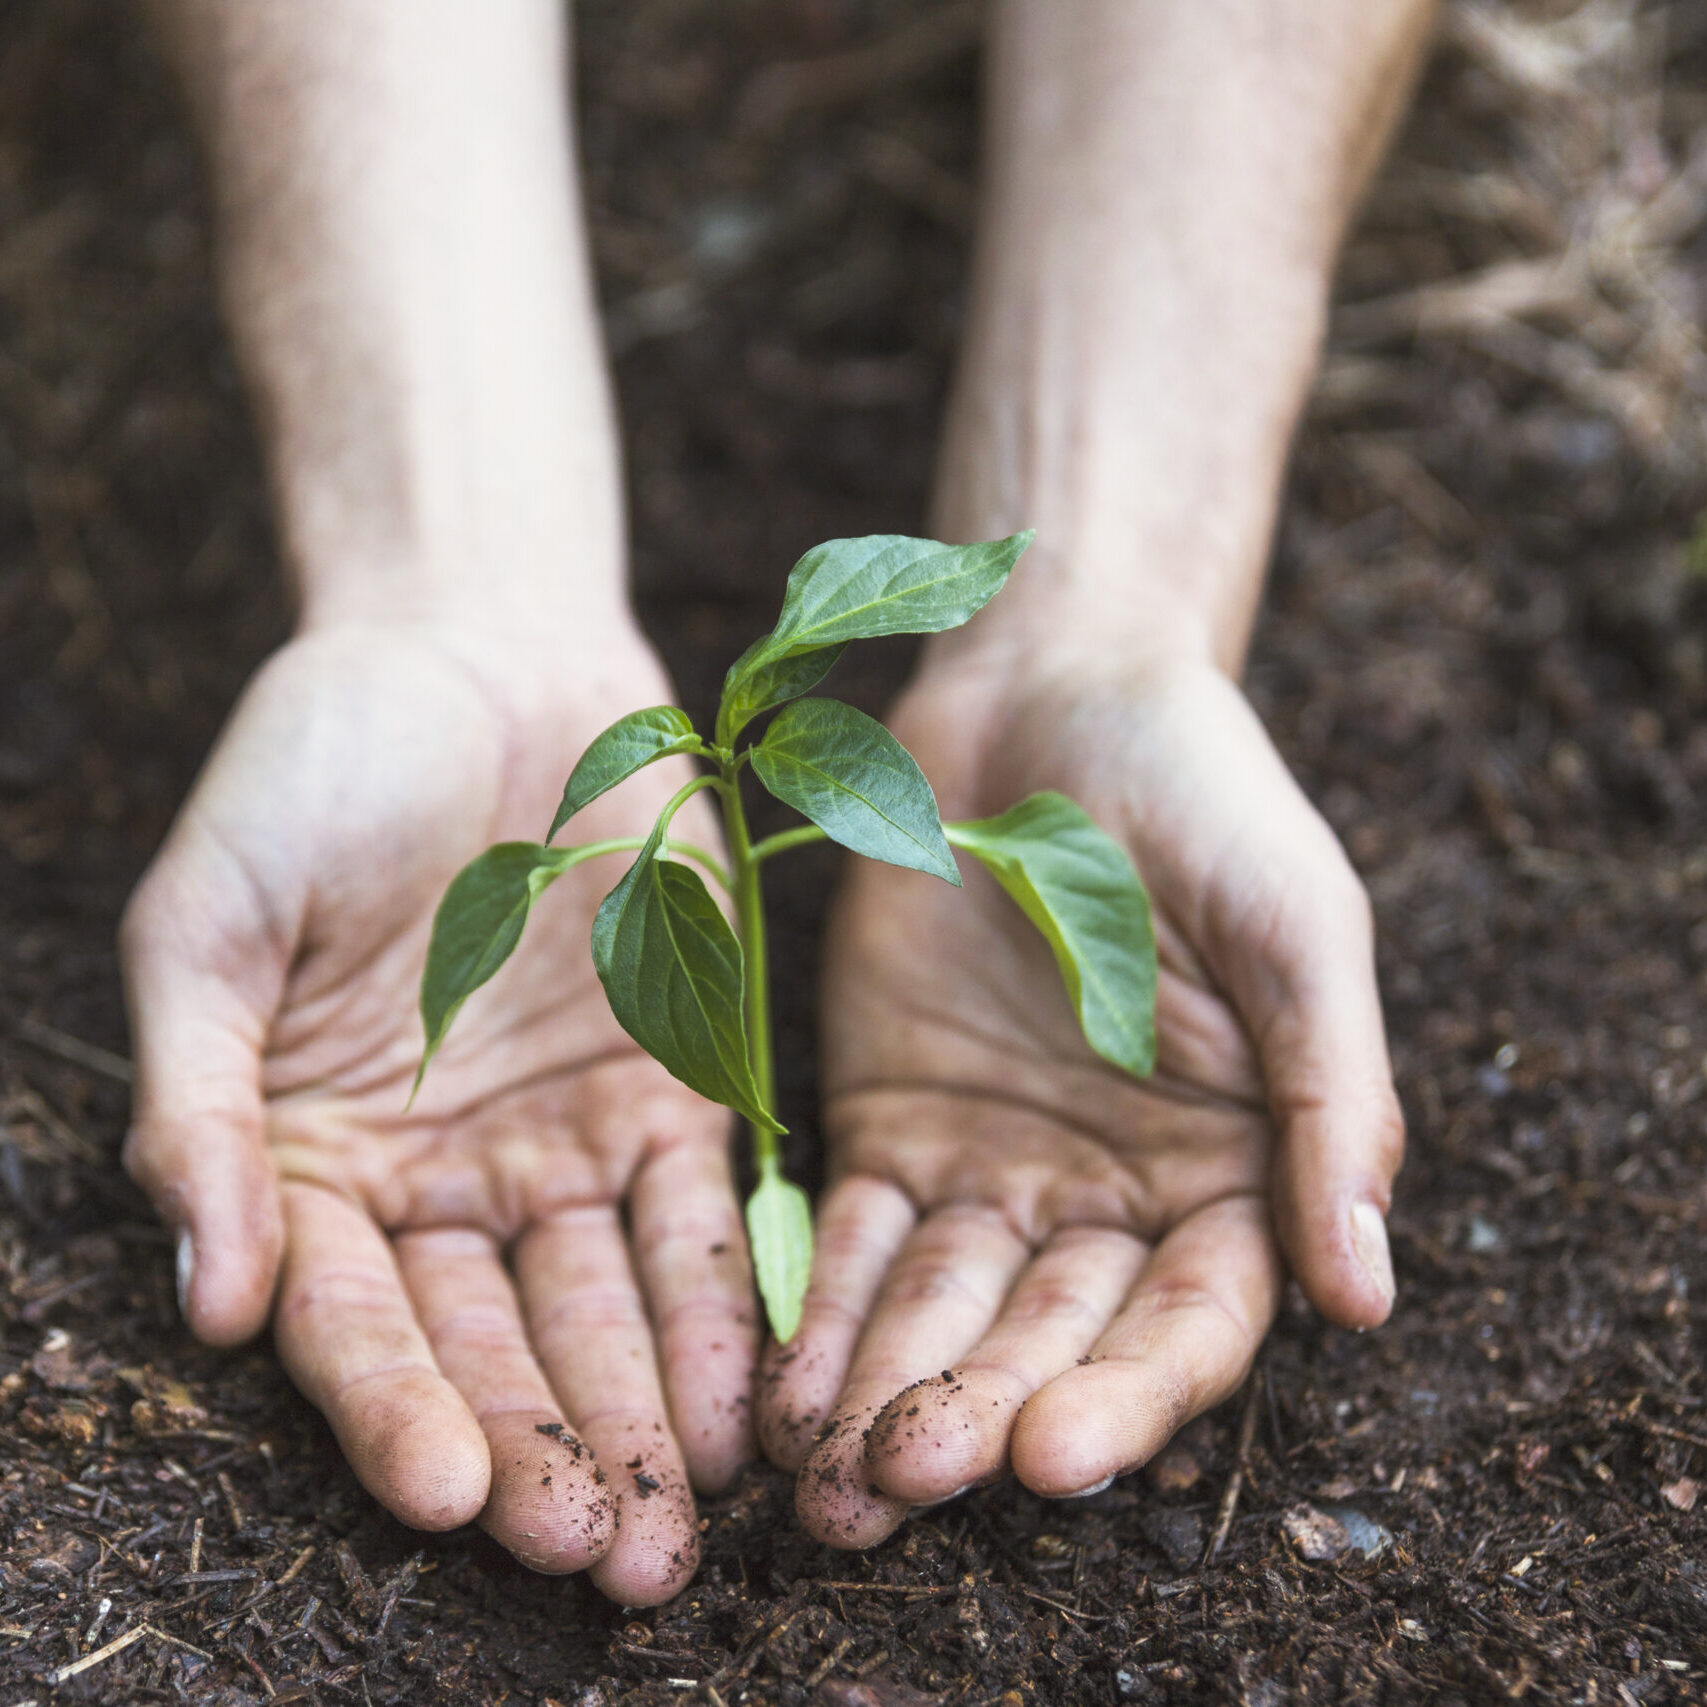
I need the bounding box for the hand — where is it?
[757,654,1402,1546]
[120,619,753,1604]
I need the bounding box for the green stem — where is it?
[557,832,732,892]
[718,759,780,1171]
[749,823,829,864]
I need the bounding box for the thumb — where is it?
[120,829,288,1347]
[1228,857,1404,1330]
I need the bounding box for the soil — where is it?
[3,2,1706,1703]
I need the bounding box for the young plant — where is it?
[413,532,1158,1341]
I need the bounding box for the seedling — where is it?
[413,533,1158,1340]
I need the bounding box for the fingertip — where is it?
[591,1541,698,1609]
[178,1202,286,1347]
[587,1460,700,1607]
[336,1370,492,1532]
[1291,1194,1396,1330]
[479,1415,617,1573]
[1274,1110,1398,1328]
[662,1301,758,1495]
[793,1407,912,1551]
[1009,1371,1140,1498]
[681,1423,753,1498]
[127,1120,283,1348]
[754,1175,917,1473]
[756,1336,838,1473]
[863,1374,999,1505]
[794,1463,910,1552]
[662,1308,759,1495]
[628,1129,761,1495]
[1272,1078,1403,1330]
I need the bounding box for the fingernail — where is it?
[175,1231,195,1319]
[915,1481,976,1511]
[1058,1472,1115,1499]
[1350,1201,1395,1307]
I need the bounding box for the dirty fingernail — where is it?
[1058,1472,1115,1499]
[1349,1201,1395,1307]
[175,1231,195,1319]
[914,1481,976,1511]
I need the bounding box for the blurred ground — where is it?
[2,1,1706,1702]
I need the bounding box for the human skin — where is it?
[124,0,1437,1595]
[755,0,1438,1544]
[123,0,748,1605]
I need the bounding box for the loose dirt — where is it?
[2,2,1703,1702]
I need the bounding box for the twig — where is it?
[803,1637,856,1689]
[806,1579,955,1597]
[218,1469,246,1532]
[277,1544,317,1585]
[1014,1584,1108,1624]
[188,1516,203,1576]
[14,1014,134,1083]
[48,1622,149,1683]
[83,1596,113,1647]
[1622,1416,1707,1453]
[1203,1377,1264,1566]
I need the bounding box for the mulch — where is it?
[1,1,1704,1702]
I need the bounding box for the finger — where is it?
[1239,862,1404,1328]
[1009,1193,1281,1496]
[396,1228,615,1573]
[518,1206,699,1607]
[629,1134,757,1494]
[795,1203,1029,1550]
[273,1184,489,1530]
[757,1174,916,1472]
[863,1226,1146,1505]
[119,864,287,1346]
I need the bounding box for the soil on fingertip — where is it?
[2,2,1705,1703]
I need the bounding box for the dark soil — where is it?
[3,2,1705,1703]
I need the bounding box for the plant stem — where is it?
[559,833,732,892]
[718,759,780,1170]
[749,823,828,864]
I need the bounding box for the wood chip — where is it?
[48,1621,149,1683]
[1660,1476,1699,1512]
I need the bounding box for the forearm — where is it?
[928,0,1438,680]
[148,0,630,640]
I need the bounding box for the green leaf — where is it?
[771,531,1032,651]
[946,792,1157,1077]
[750,698,959,883]
[416,842,577,1095]
[746,1169,814,1342]
[591,826,783,1135]
[715,640,845,747]
[547,705,701,842]
[718,533,1032,744]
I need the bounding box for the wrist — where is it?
[899,622,1236,811]
[288,576,664,727]
[914,534,1234,693]
[919,286,1320,684]
[289,534,637,645]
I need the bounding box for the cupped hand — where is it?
[120,619,752,1604]
[758,654,1402,1547]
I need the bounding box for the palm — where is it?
[252,637,707,1226]
[760,660,1401,1546]
[122,624,751,1605]
[822,692,1273,1244]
